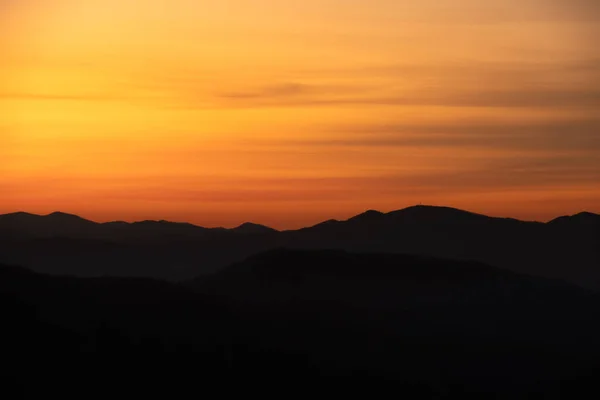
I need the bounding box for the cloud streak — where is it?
[212,85,600,109]
[207,58,600,109]
[268,120,600,152]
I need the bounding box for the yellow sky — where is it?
[1,0,599,228]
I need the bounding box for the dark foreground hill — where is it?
[2,249,600,397]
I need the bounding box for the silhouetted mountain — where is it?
[2,250,600,397]
[0,206,598,286]
[549,211,600,227]
[0,211,98,238]
[347,209,386,222]
[282,206,599,286]
[232,222,278,234]
[0,211,270,242]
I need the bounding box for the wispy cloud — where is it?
[212,86,600,109]
[219,83,311,99]
[391,156,600,193]
[394,0,600,23]
[0,92,121,101]
[206,58,600,109]
[262,119,600,152]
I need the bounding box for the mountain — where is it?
[347,209,386,222]
[549,211,600,227]
[2,251,600,396]
[231,222,278,235]
[0,211,272,242]
[0,211,98,238]
[282,206,599,286]
[0,205,598,285]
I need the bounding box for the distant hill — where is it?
[0,211,277,242]
[0,211,98,238]
[231,222,278,235]
[282,206,600,286]
[0,205,598,285]
[549,211,600,227]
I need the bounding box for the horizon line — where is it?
[1,204,597,231]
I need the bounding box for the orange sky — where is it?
[1,0,599,228]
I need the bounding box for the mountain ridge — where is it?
[1,204,595,232]
[0,205,598,285]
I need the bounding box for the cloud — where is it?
[400,155,600,190]
[0,92,121,101]
[421,0,600,23]
[219,83,311,99]
[68,151,600,206]
[208,59,600,109]
[270,120,600,152]
[213,85,600,109]
[439,88,600,108]
[280,121,600,153]
[547,0,600,22]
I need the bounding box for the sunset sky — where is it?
[1,0,599,228]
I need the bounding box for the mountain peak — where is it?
[397,204,473,213]
[44,212,96,225]
[47,211,82,218]
[233,222,277,234]
[549,211,600,225]
[573,211,600,218]
[382,205,499,225]
[347,209,385,222]
[390,205,484,216]
[0,211,38,218]
[360,209,384,216]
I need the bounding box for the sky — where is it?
[1,0,599,228]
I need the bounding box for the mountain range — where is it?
[0,211,277,240]
[2,209,600,395]
[0,205,598,285]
